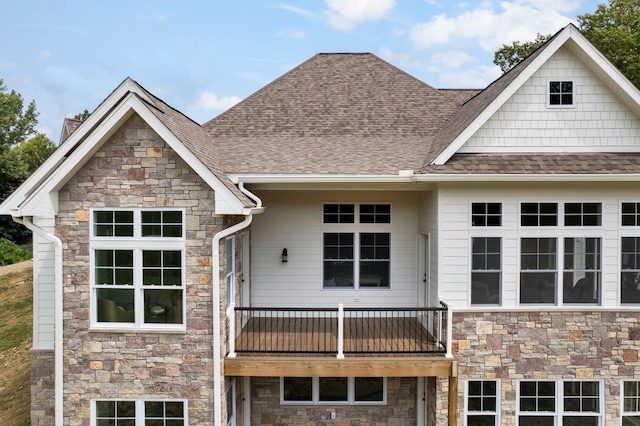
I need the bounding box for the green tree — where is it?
[0,79,46,244]
[73,109,91,122]
[493,33,552,73]
[14,133,56,174]
[578,0,640,88]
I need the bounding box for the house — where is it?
[2,23,640,425]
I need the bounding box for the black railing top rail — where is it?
[234,306,447,313]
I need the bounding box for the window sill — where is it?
[89,325,186,334]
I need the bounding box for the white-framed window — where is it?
[323,203,391,289]
[466,379,499,425]
[519,202,602,306]
[517,380,602,425]
[470,237,501,306]
[548,80,575,107]
[471,202,502,227]
[91,209,185,329]
[621,237,640,304]
[281,377,386,405]
[622,380,640,424]
[226,237,235,307]
[622,202,640,227]
[93,399,187,425]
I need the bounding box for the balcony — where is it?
[227,303,451,358]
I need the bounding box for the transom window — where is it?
[623,381,640,424]
[518,380,601,425]
[91,209,185,329]
[471,237,501,306]
[281,377,385,405]
[622,202,640,226]
[471,202,502,227]
[323,203,391,289]
[521,203,558,227]
[549,80,574,106]
[466,380,499,425]
[565,203,601,226]
[94,399,186,425]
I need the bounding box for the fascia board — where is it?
[432,28,573,165]
[0,78,150,216]
[229,174,418,184]
[412,173,640,182]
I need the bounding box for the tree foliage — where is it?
[578,0,640,88]
[493,1,640,89]
[73,109,91,122]
[493,33,552,74]
[0,238,32,266]
[0,79,56,244]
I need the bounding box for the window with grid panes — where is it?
[91,209,185,329]
[466,380,499,425]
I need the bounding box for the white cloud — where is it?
[438,65,502,88]
[194,91,242,111]
[431,50,473,69]
[324,0,396,31]
[410,0,579,53]
[275,4,315,17]
[38,50,51,60]
[277,27,305,39]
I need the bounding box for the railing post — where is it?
[446,302,453,358]
[337,303,344,359]
[227,303,236,358]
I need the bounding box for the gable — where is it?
[459,46,640,154]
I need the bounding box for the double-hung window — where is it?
[94,399,186,425]
[323,203,391,289]
[623,381,640,424]
[466,379,499,425]
[621,203,640,304]
[519,202,602,305]
[518,380,602,425]
[281,377,385,405]
[91,209,185,329]
[470,203,502,306]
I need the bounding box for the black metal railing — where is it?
[227,303,450,357]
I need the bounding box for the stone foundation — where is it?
[436,310,640,424]
[31,349,55,425]
[250,376,417,425]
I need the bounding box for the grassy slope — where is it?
[0,268,32,426]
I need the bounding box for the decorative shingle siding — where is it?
[55,114,226,424]
[461,47,640,152]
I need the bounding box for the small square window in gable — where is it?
[548,80,574,107]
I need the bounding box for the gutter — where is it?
[14,216,64,426]
[212,183,263,426]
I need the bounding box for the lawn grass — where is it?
[0,267,33,426]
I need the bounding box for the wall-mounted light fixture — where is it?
[281,248,288,263]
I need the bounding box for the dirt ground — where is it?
[0,260,33,276]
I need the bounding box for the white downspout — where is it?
[213,183,262,426]
[15,216,64,425]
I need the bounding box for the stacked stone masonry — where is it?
[436,310,640,425]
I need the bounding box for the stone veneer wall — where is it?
[55,114,230,424]
[436,310,640,425]
[31,349,55,425]
[251,376,417,425]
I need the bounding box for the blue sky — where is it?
[2,0,603,141]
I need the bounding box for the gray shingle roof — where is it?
[203,53,478,175]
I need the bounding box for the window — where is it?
[565,203,601,226]
[472,203,502,227]
[323,204,391,289]
[226,237,235,306]
[521,203,558,227]
[623,381,640,424]
[471,237,501,305]
[91,209,185,329]
[281,377,385,405]
[466,380,499,425]
[621,237,640,304]
[563,238,601,304]
[622,203,640,227]
[518,380,601,425]
[549,80,574,106]
[520,238,557,304]
[94,399,186,425]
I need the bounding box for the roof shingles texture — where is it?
[203,53,478,175]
